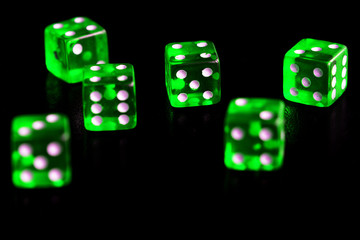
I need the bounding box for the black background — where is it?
[2,2,359,222]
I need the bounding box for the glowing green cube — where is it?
[83,63,137,131]
[224,98,285,171]
[165,40,221,107]
[11,114,71,188]
[44,16,109,83]
[283,38,348,107]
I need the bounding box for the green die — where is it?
[11,114,71,188]
[44,16,109,84]
[165,40,221,107]
[83,63,137,131]
[224,98,285,171]
[283,38,348,107]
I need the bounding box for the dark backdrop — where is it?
[2,2,359,221]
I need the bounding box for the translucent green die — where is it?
[44,16,109,83]
[165,40,221,107]
[224,98,285,171]
[283,38,348,107]
[11,113,71,188]
[83,63,137,131]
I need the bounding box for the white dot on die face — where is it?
[290,64,299,73]
[46,114,59,123]
[302,77,311,88]
[332,77,337,88]
[90,91,102,102]
[342,67,347,78]
[313,68,323,77]
[203,91,213,99]
[235,98,247,106]
[116,64,127,70]
[18,127,31,136]
[189,80,200,90]
[175,55,185,60]
[117,90,129,101]
[65,31,76,37]
[32,121,45,130]
[48,168,62,182]
[342,55,347,66]
[90,66,101,71]
[231,127,244,140]
[332,88,336,100]
[19,144,32,157]
[177,93,188,102]
[176,70,187,79]
[311,47,322,52]
[72,43,83,55]
[200,53,211,58]
[117,102,129,113]
[47,142,62,157]
[86,25,97,31]
[20,170,33,183]
[53,23,63,29]
[260,153,273,165]
[233,153,244,164]
[34,156,48,170]
[313,91,322,101]
[91,103,102,114]
[332,64,337,76]
[294,49,305,54]
[117,75,128,81]
[290,87,299,96]
[97,60,106,64]
[259,128,272,141]
[118,115,130,125]
[90,76,101,82]
[202,68,213,77]
[328,44,339,49]
[91,116,102,126]
[342,79,347,90]
[197,42,208,47]
[259,111,273,120]
[172,44,182,49]
[74,17,85,23]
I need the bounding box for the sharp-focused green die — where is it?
[224,98,285,171]
[45,16,109,84]
[11,114,71,188]
[165,40,221,107]
[283,38,348,107]
[83,63,137,131]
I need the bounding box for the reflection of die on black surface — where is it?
[168,103,225,138]
[82,130,137,185]
[12,186,73,213]
[46,73,82,118]
[284,96,352,175]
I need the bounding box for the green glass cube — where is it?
[11,113,71,188]
[224,98,285,171]
[165,40,221,107]
[44,16,109,84]
[283,38,348,107]
[83,63,137,131]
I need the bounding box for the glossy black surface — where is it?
[2,4,359,218]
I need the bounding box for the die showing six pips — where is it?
[10,16,350,189]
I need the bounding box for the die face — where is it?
[283,38,348,107]
[165,40,219,64]
[83,64,137,131]
[45,16,109,83]
[224,98,285,171]
[11,114,71,188]
[165,40,221,107]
